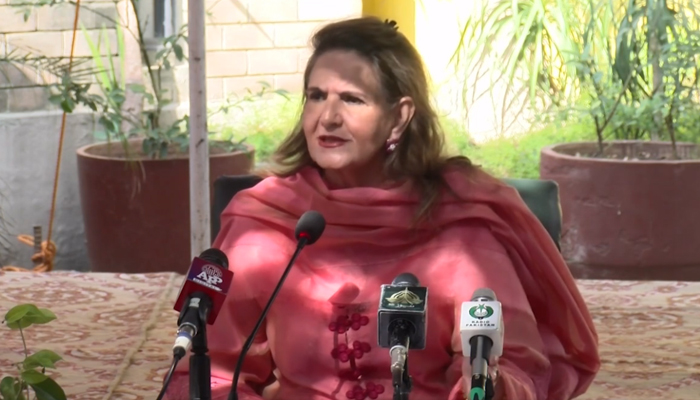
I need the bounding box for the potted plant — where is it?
[538,0,700,278]
[4,0,286,274]
[66,1,286,274]
[457,0,700,278]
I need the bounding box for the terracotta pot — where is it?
[76,139,254,274]
[540,140,700,280]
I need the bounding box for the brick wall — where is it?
[196,0,362,101]
[0,0,121,113]
[0,0,362,112]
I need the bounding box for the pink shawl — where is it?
[224,165,600,398]
[167,165,600,400]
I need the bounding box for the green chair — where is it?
[212,175,562,249]
[502,178,562,250]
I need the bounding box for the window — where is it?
[137,0,181,44]
[154,0,177,38]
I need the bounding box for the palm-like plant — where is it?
[455,0,700,159]
[452,0,590,130]
[569,0,700,157]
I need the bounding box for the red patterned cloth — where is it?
[0,272,698,399]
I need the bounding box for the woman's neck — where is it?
[319,161,407,190]
[321,168,387,189]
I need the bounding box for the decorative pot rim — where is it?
[541,140,700,164]
[76,138,255,162]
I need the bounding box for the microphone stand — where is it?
[468,336,495,400]
[228,236,310,400]
[182,294,213,400]
[389,322,413,400]
[391,355,411,400]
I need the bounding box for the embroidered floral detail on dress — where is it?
[329,310,385,399]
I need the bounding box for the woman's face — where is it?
[302,50,413,188]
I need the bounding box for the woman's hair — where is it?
[265,16,474,225]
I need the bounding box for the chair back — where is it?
[212,175,562,249]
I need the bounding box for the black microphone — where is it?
[377,273,428,400]
[228,210,326,400]
[294,210,325,245]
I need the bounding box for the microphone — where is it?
[228,210,326,400]
[377,272,428,400]
[460,288,504,400]
[156,248,232,400]
[172,248,233,359]
[294,210,325,245]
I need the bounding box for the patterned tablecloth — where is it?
[0,272,698,400]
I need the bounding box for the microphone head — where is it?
[471,288,496,302]
[294,210,326,245]
[378,273,428,350]
[391,272,419,287]
[461,287,504,358]
[174,249,234,325]
[198,248,229,269]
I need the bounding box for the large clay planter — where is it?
[540,140,700,280]
[76,139,254,274]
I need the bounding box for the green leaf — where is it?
[158,142,169,159]
[59,100,73,114]
[173,44,184,61]
[28,377,66,400]
[6,318,32,330]
[20,370,47,385]
[28,309,56,325]
[4,305,56,330]
[142,139,154,158]
[48,94,64,106]
[0,376,20,400]
[4,304,38,324]
[127,84,146,93]
[81,26,109,90]
[23,350,62,370]
[108,89,126,105]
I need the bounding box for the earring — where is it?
[387,142,397,152]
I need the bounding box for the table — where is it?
[0,272,698,399]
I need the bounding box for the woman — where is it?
[167,17,600,400]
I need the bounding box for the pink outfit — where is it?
[167,166,600,400]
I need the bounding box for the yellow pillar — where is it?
[362,0,416,46]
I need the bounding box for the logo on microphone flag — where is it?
[189,262,225,291]
[469,304,494,319]
[386,288,423,306]
[380,286,427,311]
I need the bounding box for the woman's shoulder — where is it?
[440,161,508,190]
[435,216,511,258]
[430,162,522,256]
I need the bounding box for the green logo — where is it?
[469,387,486,400]
[469,304,494,319]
